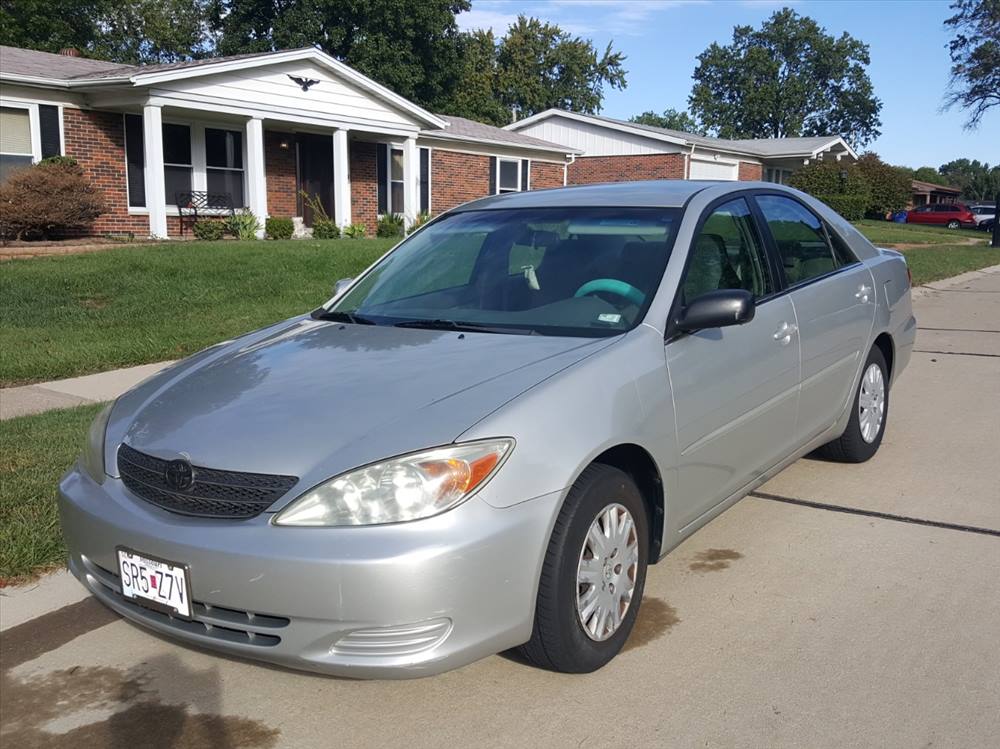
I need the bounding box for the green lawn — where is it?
[1,239,393,386]
[0,403,103,583]
[900,244,1000,286]
[852,219,987,246]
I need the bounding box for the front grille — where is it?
[83,557,288,648]
[117,443,298,519]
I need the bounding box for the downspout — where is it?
[685,142,695,179]
[564,153,576,186]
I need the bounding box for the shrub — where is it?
[0,159,107,240]
[39,155,79,168]
[376,212,405,238]
[814,194,868,221]
[192,220,226,241]
[343,222,367,239]
[312,219,340,239]
[407,211,433,234]
[854,153,913,217]
[265,216,294,240]
[225,209,261,241]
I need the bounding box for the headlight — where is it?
[273,439,513,527]
[80,403,114,484]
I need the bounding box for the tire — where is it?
[817,346,889,463]
[947,220,960,229]
[518,464,649,673]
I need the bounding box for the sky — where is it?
[456,0,999,168]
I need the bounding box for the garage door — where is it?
[689,158,738,181]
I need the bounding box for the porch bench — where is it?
[176,191,236,237]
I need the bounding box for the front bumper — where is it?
[59,466,561,678]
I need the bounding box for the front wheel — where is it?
[519,464,649,673]
[817,346,889,463]
[947,220,960,229]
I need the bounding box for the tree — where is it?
[209,0,470,109]
[630,109,704,135]
[912,166,950,185]
[939,159,1000,200]
[444,31,510,126]
[944,0,1000,128]
[788,153,911,219]
[0,0,209,64]
[495,16,626,122]
[689,9,882,150]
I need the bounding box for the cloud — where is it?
[457,0,707,38]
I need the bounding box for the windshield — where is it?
[330,207,681,337]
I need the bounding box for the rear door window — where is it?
[756,195,839,286]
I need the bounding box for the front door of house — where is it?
[297,134,334,227]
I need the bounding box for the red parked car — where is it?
[906,203,977,229]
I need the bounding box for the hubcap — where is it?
[576,503,639,641]
[858,362,886,443]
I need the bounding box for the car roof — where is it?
[449,179,812,212]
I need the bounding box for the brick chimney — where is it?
[58,48,82,57]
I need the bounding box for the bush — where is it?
[312,219,340,239]
[855,153,912,217]
[407,211,433,234]
[814,194,868,221]
[343,222,367,239]
[39,155,79,168]
[265,216,294,240]
[192,220,225,241]
[376,213,405,238]
[0,160,107,240]
[225,209,261,241]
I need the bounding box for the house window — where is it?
[0,106,34,183]
[764,167,793,185]
[377,143,407,215]
[498,158,520,193]
[205,128,245,207]
[123,114,146,207]
[163,123,192,205]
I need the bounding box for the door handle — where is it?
[855,284,872,303]
[773,321,798,343]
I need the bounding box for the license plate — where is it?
[116,548,192,618]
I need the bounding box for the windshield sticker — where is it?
[598,313,622,324]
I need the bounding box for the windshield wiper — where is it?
[394,318,537,335]
[311,308,378,325]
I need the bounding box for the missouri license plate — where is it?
[116,548,192,618]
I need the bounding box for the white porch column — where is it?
[245,117,267,239]
[332,129,351,228]
[141,104,168,239]
[402,135,419,227]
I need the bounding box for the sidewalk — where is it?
[2,262,999,423]
[0,361,174,420]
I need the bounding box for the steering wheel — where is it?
[573,279,646,307]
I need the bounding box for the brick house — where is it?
[0,46,577,238]
[505,110,857,187]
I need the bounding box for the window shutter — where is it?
[419,148,430,213]
[123,114,146,208]
[489,156,497,195]
[520,159,529,191]
[376,143,388,214]
[39,105,61,158]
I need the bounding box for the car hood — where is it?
[108,317,615,502]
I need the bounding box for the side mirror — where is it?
[676,289,755,332]
[333,278,353,298]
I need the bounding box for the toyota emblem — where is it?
[164,459,195,491]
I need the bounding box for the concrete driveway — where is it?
[3,267,998,749]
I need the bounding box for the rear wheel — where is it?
[947,220,960,229]
[817,346,889,463]
[519,464,649,673]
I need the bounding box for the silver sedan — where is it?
[59,180,915,677]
